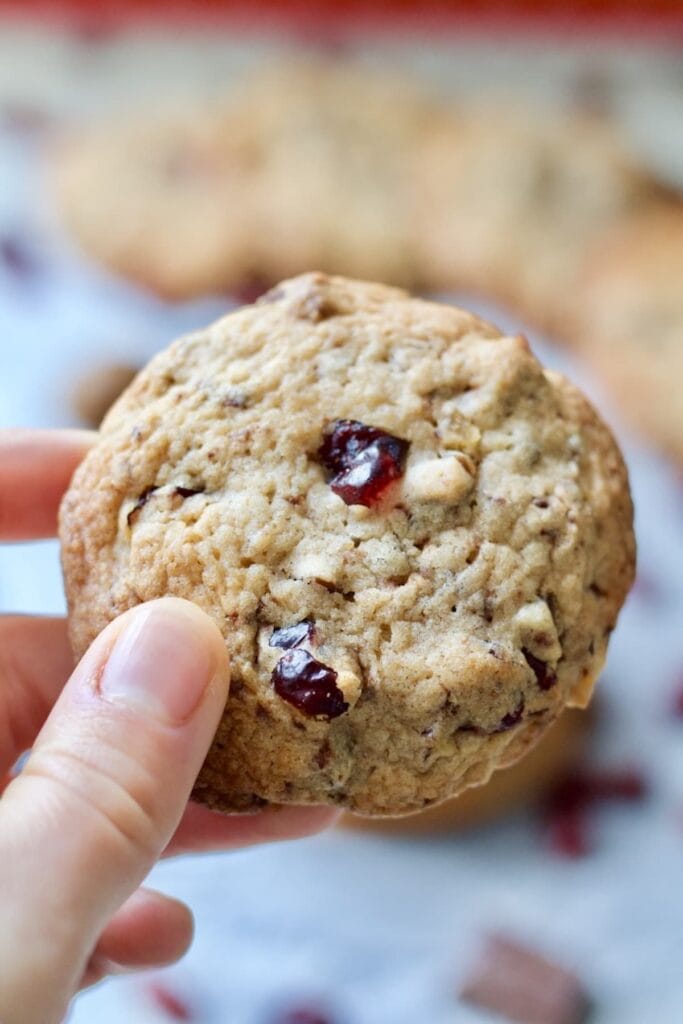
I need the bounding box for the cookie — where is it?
[342,705,590,834]
[54,103,260,298]
[569,204,683,464]
[54,62,445,298]
[59,273,634,816]
[413,106,656,330]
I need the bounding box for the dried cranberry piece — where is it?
[670,677,683,719]
[0,234,42,283]
[522,648,557,690]
[278,1009,334,1024]
[578,768,647,802]
[144,982,195,1021]
[542,766,647,859]
[272,649,348,719]
[269,620,314,650]
[174,486,204,499]
[545,806,591,859]
[318,419,409,507]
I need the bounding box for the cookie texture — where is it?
[343,706,591,834]
[59,273,634,815]
[570,204,683,464]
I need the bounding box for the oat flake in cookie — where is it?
[59,273,635,816]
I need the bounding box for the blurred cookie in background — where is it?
[53,61,448,299]
[54,104,261,299]
[229,61,447,289]
[342,706,591,835]
[569,204,683,465]
[413,105,659,332]
[69,360,139,427]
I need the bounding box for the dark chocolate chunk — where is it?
[460,934,592,1024]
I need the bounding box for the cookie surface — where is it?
[342,706,591,834]
[570,204,683,464]
[59,273,634,815]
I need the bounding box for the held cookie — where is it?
[570,204,683,465]
[342,706,590,834]
[59,273,634,816]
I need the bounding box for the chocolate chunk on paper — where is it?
[459,933,592,1024]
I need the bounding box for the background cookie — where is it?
[413,106,657,331]
[59,273,634,816]
[54,62,446,298]
[54,103,261,298]
[569,204,683,465]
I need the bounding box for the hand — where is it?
[0,429,338,1024]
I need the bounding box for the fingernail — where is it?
[99,599,220,725]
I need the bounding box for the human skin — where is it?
[0,429,337,1024]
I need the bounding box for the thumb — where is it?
[0,597,229,1024]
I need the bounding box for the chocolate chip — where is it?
[315,739,333,769]
[295,291,338,322]
[126,486,156,526]
[523,648,557,690]
[173,486,204,499]
[459,934,592,1024]
[494,699,525,732]
[269,620,315,650]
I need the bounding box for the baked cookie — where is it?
[342,706,590,834]
[414,106,656,330]
[59,273,634,816]
[54,62,445,298]
[570,204,683,465]
[54,102,262,298]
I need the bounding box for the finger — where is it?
[0,598,229,1024]
[0,616,74,773]
[78,888,193,990]
[165,800,340,857]
[0,428,95,540]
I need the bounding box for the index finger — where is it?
[0,429,95,540]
